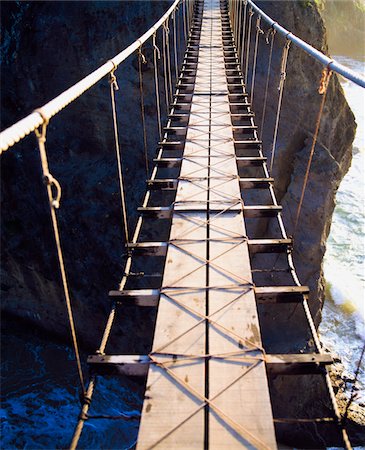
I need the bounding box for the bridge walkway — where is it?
[135,0,277,447]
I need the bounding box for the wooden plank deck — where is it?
[136,0,277,448]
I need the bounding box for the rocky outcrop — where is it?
[1,1,356,350]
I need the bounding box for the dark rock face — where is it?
[1,0,172,350]
[252,0,355,325]
[1,0,355,352]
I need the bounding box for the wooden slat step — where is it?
[254,286,310,303]
[234,140,263,150]
[87,353,333,377]
[147,178,273,190]
[239,177,274,189]
[265,354,333,375]
[170,102,192,111]
[158,140,184,150]
[126,242,168,256]
[243,205,283,217]
[236,156,266,167]
[147,179,177,190]
[248,238,292,254]
[233,125,258,132]
[163,126,186,135]
[87,354,150,376]
[137,205,281,219]
[137,206,172,219]
[153,156,266,168]
[126,239,292,257]
[109,289,160,307]
[230,112,255,118]
[153,157,182,168]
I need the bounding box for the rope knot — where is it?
[318,68,332,94]
[109,71,119,91]
[153,32,161,60]
[138,46,147,65]
[256,16,264,34]
[43,173,62,209]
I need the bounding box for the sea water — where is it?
[319,55,365,403]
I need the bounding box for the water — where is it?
[0,316,143,449]
[320,55,365,403]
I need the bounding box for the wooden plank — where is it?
[136,0,278,447]
[254,286,310,302]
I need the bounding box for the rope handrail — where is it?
[0,0,182,153]
[246,0,365,88]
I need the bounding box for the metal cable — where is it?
[138,46,150,178]
[259,28,276,140]
[34,122,86,396]
[269,39,291,172]
[109,69,130,245]
[250,15,264,104]
[293,68,332,233]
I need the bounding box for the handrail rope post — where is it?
[138,46,150,178]
[240,0,248,70]
[259,27,276,140]
[250,14,263,105]
[165,20,173,102]
[173,10,179,82]
[153,33,162,140]
[269,38,291,172]
[244,7,254,85]
[34,120,86,397]
[162,24,170,114]
[109,68,131,245]
[293,68,332,234]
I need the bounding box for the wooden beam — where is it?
[87,353,333,377]
[255,286,310,303]
[109,289,159,307]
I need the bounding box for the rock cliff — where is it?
[1,1,356,351]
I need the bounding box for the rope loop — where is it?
[109,70,119,91]
[138,46,147,65]
[256,16,264,34]
[152,32,161,60]
[318,67,332,94]
[43,173,62,209]
[249,7,254,17]
[265,27,276,44]
[163,20,170,34]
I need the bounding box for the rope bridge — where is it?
[1,0,364,448]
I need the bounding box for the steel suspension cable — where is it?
[138,46,150,178]
[244,7,254,85]
[34,121,86,396]
[270,39,291,172]
[293,68,332,234]
[153,33,162,140]
[250,15,264,104]
[259,28,276,140]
